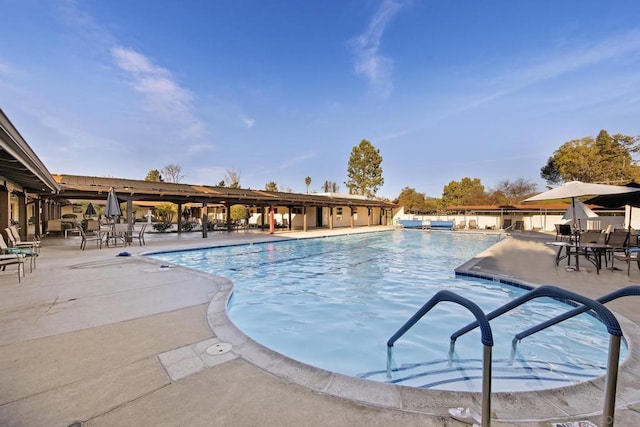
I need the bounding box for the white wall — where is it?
[392,209,624,232]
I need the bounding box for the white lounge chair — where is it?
[8,225,40,254]
[0,233,36,272]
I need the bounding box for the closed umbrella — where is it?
[85,202,97,217]
[561,199,598,231]
[105,188,122,220]
[105,188,123,246]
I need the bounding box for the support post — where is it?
[202,203,208,238]
[126,199,134,243]
[329,207,334,230]
[0,187,9,232]
[303,206,308,232]
[269,205,275,234]
[177,203,183,233]
[34,198,42,237]
[18,192,27,240]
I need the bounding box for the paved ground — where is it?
[0,227,638,426]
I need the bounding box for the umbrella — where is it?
[523,181,640,231]
[585,182,640,208]
[586,182,640,231]
[85,202,97,217]
[105,187,122,220]
[561,199,598,223]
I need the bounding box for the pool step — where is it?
[358,358,606,392]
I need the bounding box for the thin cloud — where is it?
[349,0,405,98]
[187,143,216,154]
[241,115,256,128]
[462,29,640,113]
[111,46,205,139]
[277,151,317,170]
[490,29,640,93]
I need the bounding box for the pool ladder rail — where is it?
[388,285,630,427]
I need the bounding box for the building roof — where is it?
[0,109,60,194]
[53,174,397,209]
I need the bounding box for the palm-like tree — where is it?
[305,176,311,193]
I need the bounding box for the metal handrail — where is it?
[511,285,640,352]
[387,290,493,427]
[449,285,623,427]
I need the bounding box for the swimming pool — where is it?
[148,230,623,392]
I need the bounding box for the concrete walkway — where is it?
[0,227,638,426]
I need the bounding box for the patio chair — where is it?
[607,230,640,275]
[79,227,103,250]
[8,225,40,254]
[0,232,36,272]
[468,220,477,229]
[555,224,573,241]
[46,219,63,236]
[0,254,25,282]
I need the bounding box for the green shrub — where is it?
[152,222,172,232]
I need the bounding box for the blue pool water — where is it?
[148,230,622,392]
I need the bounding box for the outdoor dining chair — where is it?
[79,227,103,250]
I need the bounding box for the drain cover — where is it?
[206,342,232,355]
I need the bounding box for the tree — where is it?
[305,176,312,193]
[162,164,184,183]
[322,180,339,193]
[442,177,488,207]
[144,169,163,182]
[394,187,428,214]
[489,178,538,205]
[224,168,241,188]
[345,139,384,198]
[540,131,640,185]
[265,181,278,192]
[155,203,176,223]
[230,205,248,221]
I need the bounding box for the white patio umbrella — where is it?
[523,181,640,231]
[561,199,598,230]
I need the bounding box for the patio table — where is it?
[547,241,611,274]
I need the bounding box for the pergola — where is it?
[52,174,397,236]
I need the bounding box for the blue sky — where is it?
[2,0,640,199]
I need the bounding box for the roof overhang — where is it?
[0,109,60,194]
[53,174,398,209]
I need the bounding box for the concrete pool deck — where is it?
[0,227,638,426]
